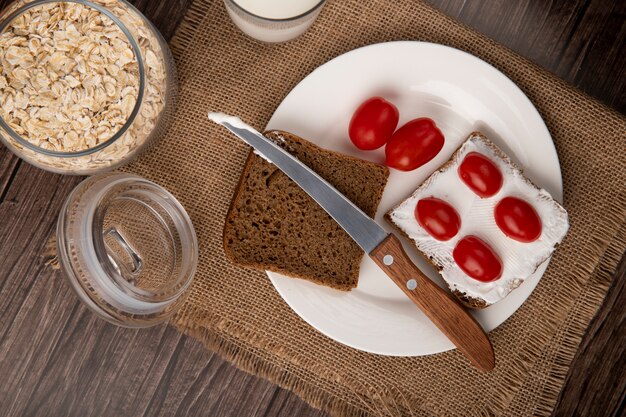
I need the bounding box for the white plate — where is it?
[265,41,562,356]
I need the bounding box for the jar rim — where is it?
[0,0,146,158]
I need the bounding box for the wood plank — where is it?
[433,0,626,113]
[0,151,17,204]
[0,1,623,417]
[263,388,329,417]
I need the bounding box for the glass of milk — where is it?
[223,0,327,43]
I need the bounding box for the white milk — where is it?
[232,0,321,19]
[224,0,325,43]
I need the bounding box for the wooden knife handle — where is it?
[370,234,495,371]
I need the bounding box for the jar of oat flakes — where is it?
[0,0,177,174]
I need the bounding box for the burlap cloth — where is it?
[121,0,626,415]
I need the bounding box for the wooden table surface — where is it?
[0,1,624,416]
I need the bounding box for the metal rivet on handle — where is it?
[406,279,417,290]
[383,255,394,265]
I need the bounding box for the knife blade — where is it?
[209,112,495,371]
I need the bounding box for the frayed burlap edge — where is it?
[528,221,626,416]
[43,233,60,270]
[173,307,398,417]
[159,1,624,416]
[168,0,211,58]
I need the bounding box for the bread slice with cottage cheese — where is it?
[385,132,569,309]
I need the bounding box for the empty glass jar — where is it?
[57,173,197,327]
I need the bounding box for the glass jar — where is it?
[223,0,326,43]
[57,173,197,327]
[0,0,177,175]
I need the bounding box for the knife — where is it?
[209,112,495,371]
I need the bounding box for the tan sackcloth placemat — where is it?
[121,0,626,415]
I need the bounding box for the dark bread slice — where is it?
[223,130,389,291]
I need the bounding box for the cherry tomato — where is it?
[495,197,542,242]
[385,118,444,171]
[348,97,399,150]
[453,236,503,282]
[458,152,503,198]
[415,197,461,241]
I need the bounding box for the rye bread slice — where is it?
[223,130,389,291]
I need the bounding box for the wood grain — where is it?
[433,0,626,114]
[371,234,495,372]
[0,0,623,416]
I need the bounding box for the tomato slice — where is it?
[453,236,503,282]
[385,118,444,171]
[348,97,399,150]
[495,197,542,242]
[415,197,461,241]
[458,152,503,198]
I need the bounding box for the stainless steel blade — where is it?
[209,113,389,254]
